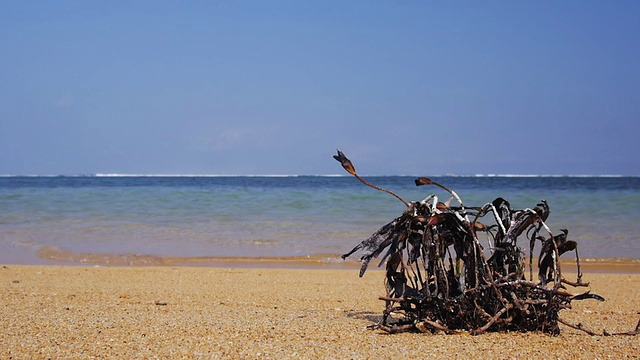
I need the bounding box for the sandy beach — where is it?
[2,264,639,359]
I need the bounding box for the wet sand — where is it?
[2,265,639,359]
[33,245,640,273]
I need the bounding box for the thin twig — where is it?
[558,317,598,336]
[471,305,513,335]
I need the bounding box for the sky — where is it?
[1,1,639,176]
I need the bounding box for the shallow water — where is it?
[1,175,639,265]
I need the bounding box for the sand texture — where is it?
[2,265,639,359]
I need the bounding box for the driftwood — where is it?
[335,150,636,335]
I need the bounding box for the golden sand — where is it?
[2,265,639,359]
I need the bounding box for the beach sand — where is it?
[2,265,639,359]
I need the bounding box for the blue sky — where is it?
[1,1,639,175]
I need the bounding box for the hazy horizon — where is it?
[1,172,636,178]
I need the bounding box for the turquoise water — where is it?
[1,175,639,264]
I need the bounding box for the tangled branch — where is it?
[336,150,635,335]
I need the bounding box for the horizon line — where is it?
[0,173,636,178]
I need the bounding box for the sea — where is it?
[1,175,639,266]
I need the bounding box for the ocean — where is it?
[1,175,639,265]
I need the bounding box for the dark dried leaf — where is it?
[333,150,357,176]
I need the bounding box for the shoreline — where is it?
[2,265,639,358]
[15,246,640,273]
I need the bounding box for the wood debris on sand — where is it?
[335,150,639,336]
